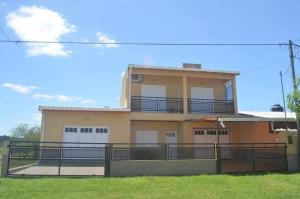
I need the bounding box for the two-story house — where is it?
[39,63,297,156]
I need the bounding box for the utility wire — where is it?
[0,39,291,46]
[240,59,286,75]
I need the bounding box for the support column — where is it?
[182,75,188,116]
[232,77,238,115]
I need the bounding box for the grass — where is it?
[0,173,300,199]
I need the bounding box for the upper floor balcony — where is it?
[131,96,234,114]
[121,64,238,115]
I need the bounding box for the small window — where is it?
[95,128,108,133]
[218,130,229,135]
[288,136,293,144]
[65,127,77,133]
[207,130,217,135]
[80,128,92,133]
[194,130,205,135]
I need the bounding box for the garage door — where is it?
[136,130,158,147]
[193,129,229,144]
[63,126,109,159]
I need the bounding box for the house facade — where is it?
[39,63,298,172]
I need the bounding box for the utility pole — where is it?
[289,40,297,90]
[288,40,300,170]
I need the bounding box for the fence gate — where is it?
[6,141,110,176]
[217,143,288,173]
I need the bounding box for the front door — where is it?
[165,131,177,159]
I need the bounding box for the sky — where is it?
[0,0,300,135]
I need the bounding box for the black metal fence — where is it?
[7,141,110,176]
[188,98,234,114]
[217,143,288,173]
[131,96,183,113]
[111,143,215,160]
[5,141,288,176]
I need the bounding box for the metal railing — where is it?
[217,143,287,173]
[188,98,234,114]
[7,141,110,176]
[111,143,215,160]
[131,96,183,113]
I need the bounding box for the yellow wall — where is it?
[42,110,131,143]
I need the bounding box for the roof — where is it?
[39,106,130,112]
[239,111,296,119]
[219,111,296,122]
[129,64,240,75]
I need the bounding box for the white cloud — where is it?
[2,82,37,94]
[95,32,119,48]
[33,93,94,104]
[33,94,55,100]
[6,6,76,57]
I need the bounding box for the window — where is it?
[80,128,93,133]
[166,132,176,137]
[225,81,233,101]
[218,129,229,135]
[64,127,77,133]
[207,130,217,135]
[96,128,108,133]
[194,130,205,135]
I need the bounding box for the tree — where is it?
[10,123,41,141]
[287,78,300,116]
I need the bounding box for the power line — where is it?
[0,39,291,46]
[240,59,286,75]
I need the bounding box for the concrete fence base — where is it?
[110,159,217,177]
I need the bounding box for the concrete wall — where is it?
[110,159,217,176]
[42,110,131,143]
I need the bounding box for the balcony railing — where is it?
[131,96,183,113]
[188,98,234,114]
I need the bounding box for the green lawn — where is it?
[0,173,300,199]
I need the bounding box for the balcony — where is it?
[131,96,183,113]
[188,98,234,114]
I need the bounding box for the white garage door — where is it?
[63,126,109,159]
[136,130,158,147]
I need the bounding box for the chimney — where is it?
[182,63,202,69]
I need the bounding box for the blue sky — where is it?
[0,0,300,135]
